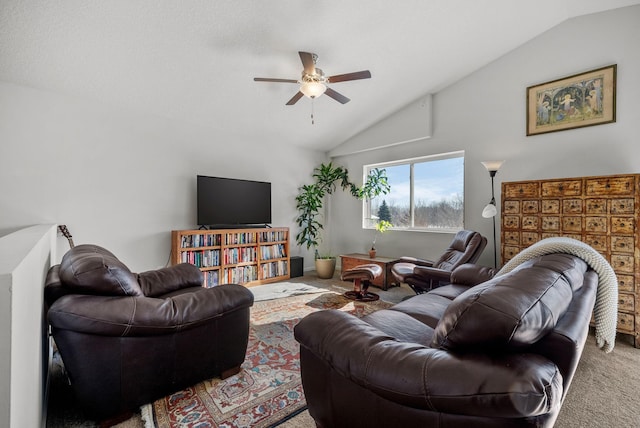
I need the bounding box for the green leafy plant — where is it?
[371,219,392,250]
[295,162,390,255]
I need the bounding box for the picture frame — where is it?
[526,64,616,136]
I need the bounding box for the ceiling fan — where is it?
[254,51,371,105]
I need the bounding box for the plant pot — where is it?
[315,257,336,279]
[368,249,377,258]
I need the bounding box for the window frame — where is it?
[363,150,465,233]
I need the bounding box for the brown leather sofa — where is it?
[44,244,254,421]
[295,253,598,427]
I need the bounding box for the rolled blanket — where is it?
[498,237,618,353]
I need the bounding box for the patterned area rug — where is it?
[143,291,392,428]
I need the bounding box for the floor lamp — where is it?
[481,161,505,268]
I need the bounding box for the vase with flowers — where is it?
[369,219,392,258]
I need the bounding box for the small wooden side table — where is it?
[339,253,400,290]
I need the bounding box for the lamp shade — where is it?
[482,203,497,218]
[481,160,505,173]
[300,81,327,98]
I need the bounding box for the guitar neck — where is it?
[58,225,75,249]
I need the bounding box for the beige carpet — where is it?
[49,273,640,427]
[275,334,640,428]
[555,333,639,427]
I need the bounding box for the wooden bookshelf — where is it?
[171,227,290,287]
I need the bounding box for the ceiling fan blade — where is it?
[286,91,305,105]
[299,51,316,75]
[327,70,372,83]
[254,77,298,83]
[324,87,350,104]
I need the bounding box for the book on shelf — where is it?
[261,260,288,278]
[181,249,221,267]
[259,243,286,260]
[225,232,258,245]
[223,265,258,284]
[223,247,257,264]
[260,230,288,242]
[203,270,220,288]
[180,234,221,248]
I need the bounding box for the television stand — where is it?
[171,227,289,287]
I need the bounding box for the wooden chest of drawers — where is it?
[501,174,639,347]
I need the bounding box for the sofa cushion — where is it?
[388,293,454,329]
[58,244,142,296]
[432,254,587,351]
[363,309,436,346]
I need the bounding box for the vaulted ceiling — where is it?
[2,0,638,152]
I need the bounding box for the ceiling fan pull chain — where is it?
[311,98,315,125]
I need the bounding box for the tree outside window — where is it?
[364,152,464,232]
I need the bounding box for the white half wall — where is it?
[0,224,56,428]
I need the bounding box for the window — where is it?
[364,151,464,232]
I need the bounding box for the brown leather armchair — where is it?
[44,244,254,421]
[391,229,487,294]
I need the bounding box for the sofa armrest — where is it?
[48,283,254,336]
[412,265,453,283]
[398,256,434,267]
[44,265,75,308]
[294,310,562,418]
[449,263,497,286]
[137,263,204,297]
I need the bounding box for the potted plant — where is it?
[295,162,389,278]
[369,219,392,258]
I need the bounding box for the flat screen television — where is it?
[197,175,272,228]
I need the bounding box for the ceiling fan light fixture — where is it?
[300,81,327,98]
[254,51,370,106]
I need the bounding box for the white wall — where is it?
[1,7,638,274]
[0,224,56,428]
[329,95,433,157]
[0,83,326,271]
[329,5,640,268]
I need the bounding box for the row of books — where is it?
[260,230,288,242]
[260,244,287,260]
[223,247,257,264]
[181,249,220,267]
[179,230,287,249]
[261,260,288,278]
[223,266,258,284]
[201,261,288,288]
[225,232,258,245]
[203,270,220,288]
[180,234,222,248]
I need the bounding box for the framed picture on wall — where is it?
[526,64,616,136]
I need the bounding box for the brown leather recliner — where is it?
[391,229,487,294]
[44,244,254,421]
[295,254,598,427]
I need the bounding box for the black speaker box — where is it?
[290,256,303,278]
